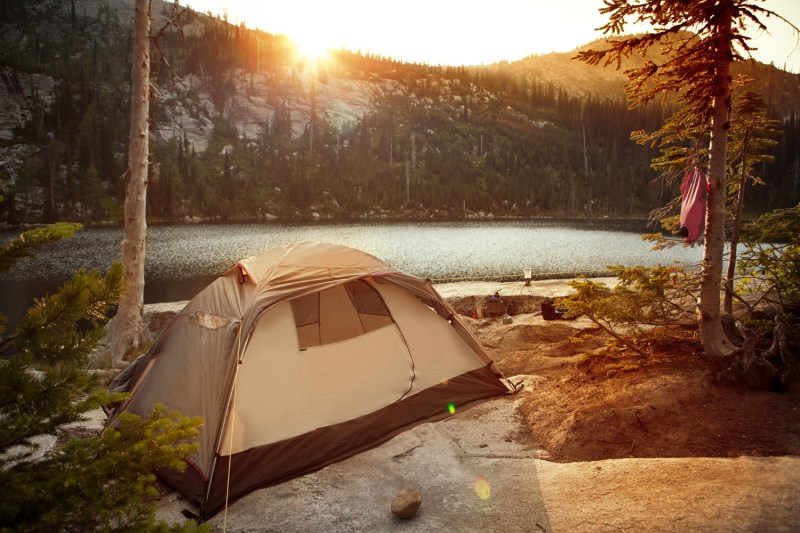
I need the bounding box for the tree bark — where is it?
[111,0,150,367]
[698,4,737,358]
[724,129,750,314]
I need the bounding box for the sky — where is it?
[184,0,800,72]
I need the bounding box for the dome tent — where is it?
[105,242,517,517]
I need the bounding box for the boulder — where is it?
[391,488,422,519]
[141,301,189,340]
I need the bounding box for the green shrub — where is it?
[0,225,206,532]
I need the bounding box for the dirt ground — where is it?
[182,310,800,532]
[143,287,800,531]
[464,311,800,463]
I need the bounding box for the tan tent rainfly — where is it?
[106,242,517,517]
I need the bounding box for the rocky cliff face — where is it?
[152,69,387,153]
[0,1,390,206]
[0,68,56,198]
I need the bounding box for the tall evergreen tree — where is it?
[577,0,795,358]
[724,89,781,313]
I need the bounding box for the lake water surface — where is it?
[0,220,706,326]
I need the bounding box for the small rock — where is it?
[391,488,422,519]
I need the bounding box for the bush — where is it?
[557,265,697,359]
[0,225,206,532]
[739,203,800,311]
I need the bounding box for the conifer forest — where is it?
[1,0,799,225]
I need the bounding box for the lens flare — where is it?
[473,476,491,501]
[447,402,456,415]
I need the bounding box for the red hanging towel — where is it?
[678,166,707,244]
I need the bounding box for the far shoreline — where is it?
[0,215,652,233]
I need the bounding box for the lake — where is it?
[0,219,706,327]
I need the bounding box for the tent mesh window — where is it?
[344,279,391,316]
[290,280,394,349]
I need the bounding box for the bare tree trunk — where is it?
[406,131,415,206]
[698,5,737,358]
[724,130,750,314]
[583,124,592,217]
[111,0,150,367]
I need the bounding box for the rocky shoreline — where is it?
[136,277,619,341]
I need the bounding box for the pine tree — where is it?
[0,222,81,271]
[577,0,795,358]
[0,225,205,532]
[740,203,800,309]
[724,90,781,313]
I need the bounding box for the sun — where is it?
[290,30,333,62]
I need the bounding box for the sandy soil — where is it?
[465,311,800,462]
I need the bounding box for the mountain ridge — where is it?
[0,0,798,224]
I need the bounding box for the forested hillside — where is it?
[1,0,799,224]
